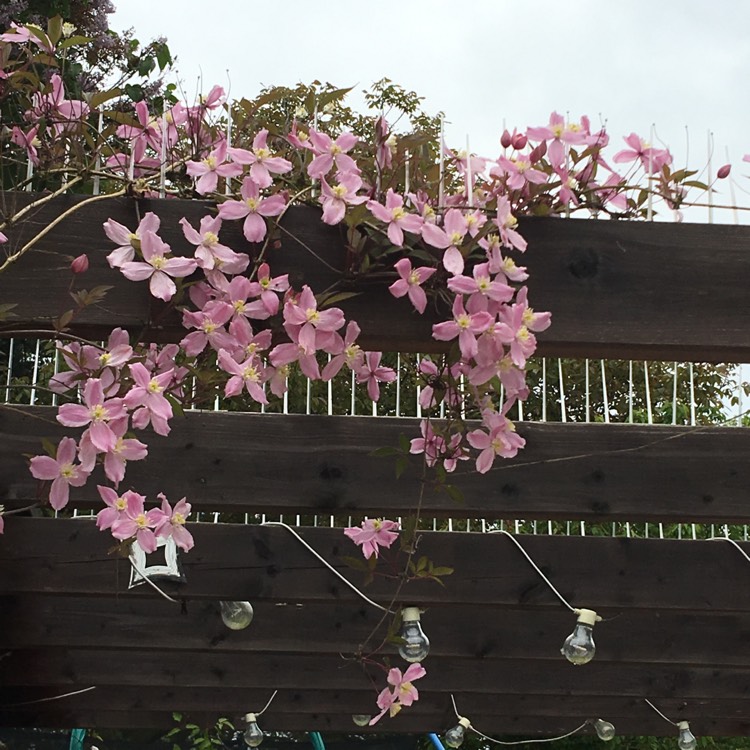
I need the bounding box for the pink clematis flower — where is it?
[321,321,364,380]
[490,154,548,192]
[153,493,194,552]
[96,485,136,530]
[355,352,396,402]
[180,214,249,273]
[467,411,526,472]
[247,262,290,317]
[344,518,400,559]
[319,173,366,225]
[29,437,90,510]
[367,189,424,247]
[613,133,672,173]
[111,492,161,553]
[186,140,243,195]
[447,261,513,312]
[79,417,148,486]
[103,211,161,269]
[526,111,589,168]
[218,349,268,404]
[181,301,236,357]
[494,196,527,252]
[11,125,40,166]
[120,231,197,301]
[308,129,359,178]
[28,74,89,130]
[369,663,427,725]
[228,129,293,188]
[283,285,345,352]
[124,363,174,436]
[116,100,162,165]
[217,176,287,242]
[57,378,127,452]
[388,258,436,315]
[421,209,470,275]
[432,297,494,361]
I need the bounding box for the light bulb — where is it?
[561,608,598,665]
[593,719,616,741]
[352,714,372,727]
[398,607,430,663]
[677,721,697,750]
[243,713,264,748]
[220,601,254,630]
[444,717,471,748]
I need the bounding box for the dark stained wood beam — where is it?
[1,518,749,613]
[3,595,750,668]
[3,406,750,523]
[1,193,749,361]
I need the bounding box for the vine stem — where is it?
[0,187,127,275]
[0,176,84,233]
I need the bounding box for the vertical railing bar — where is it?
[541,357,547,422]
[600,360,610,423]
[644,361,653,424]
[4,338,15,404]
[557,358,567,423]
[584,358,590,423]
[689,363,697,425]
[672,362,679,425]
[29,339,41,405]
[628,360,634,423]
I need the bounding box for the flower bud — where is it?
[71,254,89,274]
[717,163,731,179]
[512,133,528,150]
[529,140,547,163]
[500,129,512,149]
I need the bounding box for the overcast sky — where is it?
[111,0,750,223]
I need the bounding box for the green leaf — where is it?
[26,24,52,50]
[431,566,454,577]
[89,88,123,110]
[0,303,17,322]
[102,109,141,127]
[154,42,172,70]
[57,35,92,50]
[47,16,62,46]
[395,455,408,479]
[340,554,371,572]
[55,309,74,331]
[318,291,361,307]
[318,85,354,108]
[370,446,400,458]
[172,712,183,722]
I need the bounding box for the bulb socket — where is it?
[575,608,599,626]
[244,713,257,723]
[457,717,471,729]
[678,721,690,731]
[401,606,422,622]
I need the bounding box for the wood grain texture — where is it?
[3,406,750,522]
[2,193,749,360]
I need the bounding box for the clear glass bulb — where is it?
[677,722,697,750]
[243,714,264,748]
[561,609,597,665]
[593,719,616,741]
[398,607,430,663]
[444,718,471,748]
[220,600,254,630]
[352,714,372,727]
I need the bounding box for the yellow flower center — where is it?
[254,147,271,160]
[233,299,246,313]
[172,512,186,525]
[306,308,320,323]
[150,256,166,270]
[99,352,111,365]
[115,497,127,511]
[147,378,163,394]
[260,277,270,289]
[245,197,259,211]
[135,513,148,528]
[128,233,141,250]
[202,321,217,334]
[466,214,477,227]
[242,365,260,382]
[60,463,75,479]
[522,308,535,325]
[204,155,217,170]
[332,184,347,200]
[502,257,518,273]
[517,325,530,342]
[203,231,219,246]
[391,207,406,221]
[551,123,564,138]
[330,144,343,155]
[246,343,259,356]
[477,277,490,292]
[457,314,471,329]
[450,232,463,246]
[408,271,420,285]
[90,404,107,422]
[515,159,530,173]
[345,344,361,363]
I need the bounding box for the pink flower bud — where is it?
[512,133,528,150]
[529,140,547,163]
[717,163,731,179]
[71,254,89,274]
[500,129,512,149]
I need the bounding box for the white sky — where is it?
[111,0,750,223]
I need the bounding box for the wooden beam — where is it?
[4,595,750,668]
[2,193,749,361]
[1,519,749,613]
[4,407,750,523]
[0,706,742,737]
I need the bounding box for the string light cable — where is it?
[644,699,697,750]
[707,534,750,564]
[261,521,393,614]
[488,529,601,664]
[446,695,603,747]
[0,685,97,708]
